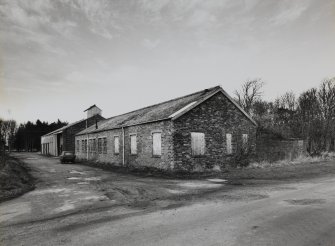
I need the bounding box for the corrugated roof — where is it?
[77,86,222,135]
[42,118,87,137]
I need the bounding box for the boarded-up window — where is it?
[98,138,102,154]
[191,132,205,156]
[152,132,162,156]
[242,134,249,147]
[226,134,232,154]
[242,134,248,151]
[114,136,120,154]
[130,134,137,155]
[103,138,107,154]
[76,140,80,152]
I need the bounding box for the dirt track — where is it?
[1,153,335,246]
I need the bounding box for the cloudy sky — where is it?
[0,0,334,123]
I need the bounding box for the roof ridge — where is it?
[103,85,221,120]
[77,85,223,135]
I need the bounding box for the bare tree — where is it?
[0,119,17,167]
[234,79,265,115]
[7,120,17,153]
[0,119,7,167]
[297,88,321,153]
[275,91,297,111]
[318,78,335,151]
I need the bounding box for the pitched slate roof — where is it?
[77,86,256,136]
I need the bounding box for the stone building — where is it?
[41,105,104,156]
[75,86,257,171]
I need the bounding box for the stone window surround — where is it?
[97,136,107,154]
[191,132,206,157]
[113,135,120,155]
[129,133,137,155]
[151,130,162,158]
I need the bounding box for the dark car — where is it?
[60,151,76,163]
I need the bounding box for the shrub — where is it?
[231,148,254,168]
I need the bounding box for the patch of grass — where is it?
[0,156,35,202]
[248,152,335,169]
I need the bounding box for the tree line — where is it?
[0,119,67,154]
[235,77,335,154]
[1,78,334,156]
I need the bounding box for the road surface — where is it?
[1,152,335,246]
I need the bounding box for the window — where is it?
[242,134,248,151]
[130,134,137,155]
[76,140,80,152]
[84,139,87,153]
[88,139,92,153]
[82,140,85,152]
[226,134,232,154]
[114,136,120,154]
[93,139,97,153]
[152,132,162,156]
[103,137,107,154]
[98,138,102,154]
[191,132,205,156]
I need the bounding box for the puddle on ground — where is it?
[80,195,106,201]
[70,170,86,175]
[30,188,72,195]
[54,200,75,212]
[67,177,82,180]
[84,177,101,181]
[178,182,223,189]
[207,179,228,183]
[167,189,185,194]
[77,182,89,185]
[284,199,326,205]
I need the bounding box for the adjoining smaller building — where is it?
[41,105,105,156]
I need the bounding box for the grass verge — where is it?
[0,156,35,202]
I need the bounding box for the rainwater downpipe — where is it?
[86,133,89,160]
[122,126,125,166]
[86,119,89,160]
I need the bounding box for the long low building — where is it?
[41,105,105,156]
[75,86,257,172]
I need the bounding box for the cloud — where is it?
[141,38,160,49]
[271,1,310,25]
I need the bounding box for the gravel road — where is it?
[1,152,335,246]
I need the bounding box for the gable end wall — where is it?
[173,92,257,171]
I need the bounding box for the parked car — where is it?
[60,151,76,164]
